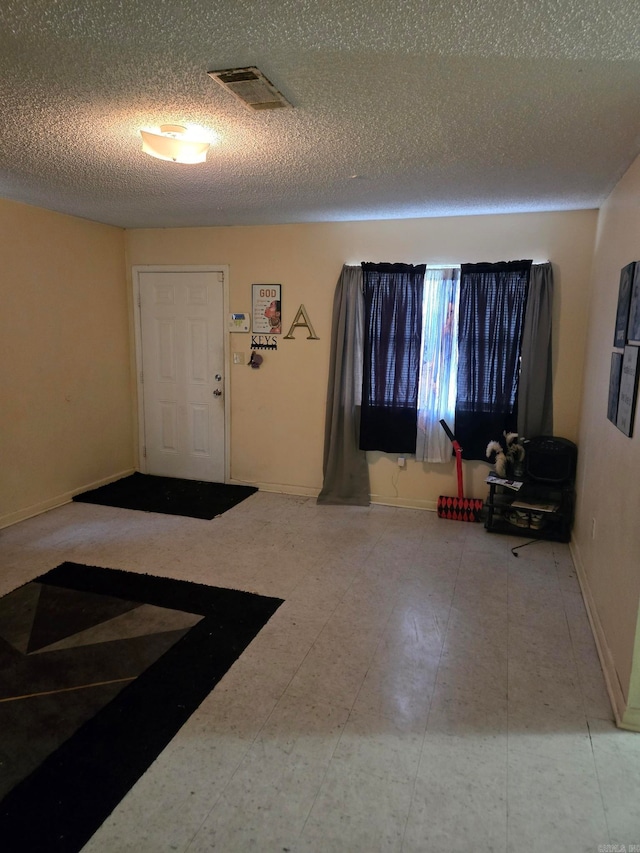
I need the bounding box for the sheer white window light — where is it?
[415,267,460,462]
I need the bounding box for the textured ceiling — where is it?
[1,0,640,229]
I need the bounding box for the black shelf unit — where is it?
[484,476,575,542]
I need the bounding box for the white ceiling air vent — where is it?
[207,67,293,110]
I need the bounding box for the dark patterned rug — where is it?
[73,473,258,519]
[0,563,282,852]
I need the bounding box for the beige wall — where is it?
[0,203,597,522]
[573,155,640,730]
[127,209,597,507]
[5,193,637,729]
[0,199,134,527]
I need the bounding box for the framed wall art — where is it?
[252,284,281,335]
[628,263,640,346]
[614,262,635,348]
[616,345,640,437]
[607,351,623,424]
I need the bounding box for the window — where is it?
[319,261,553,505]
[454,260,531,459]
[359,260,533,461]
[359,263,425,453]
[416,267,460,463]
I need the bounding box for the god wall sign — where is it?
[252,284,281,335]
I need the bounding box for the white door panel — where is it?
[138,269,225,482]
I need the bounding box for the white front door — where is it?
[136,268,226,482]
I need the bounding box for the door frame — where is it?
[132,265,231,482]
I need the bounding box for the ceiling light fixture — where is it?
[140,124,211,164]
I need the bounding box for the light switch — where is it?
[233,352,245,365]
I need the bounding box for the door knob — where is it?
[215,374,222,382]
[213,389,222,397]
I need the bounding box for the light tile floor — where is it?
[1,492,639,852]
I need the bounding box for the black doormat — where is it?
[73,473,258,519]
[0,562,283,852]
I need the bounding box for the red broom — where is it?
[437,419,484,522]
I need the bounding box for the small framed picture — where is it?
[252,284,281,335]
[629,264,640,346]
[614,262,635,348]
[607,351,623,424]
[616,345,640,437]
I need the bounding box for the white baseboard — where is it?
[235,480,319,498]
[618,704,640,731]
[230,480,438,512]
[570,539,640,732]
[370,495,437,511]
[3,475,314,529]
[0,469,136,530]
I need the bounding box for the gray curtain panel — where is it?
[317,265,370,505]
[518,262,554,438]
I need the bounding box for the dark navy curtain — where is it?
[359,262,425,453]
[455,260,531,460]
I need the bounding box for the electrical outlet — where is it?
[397,456,406,467]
